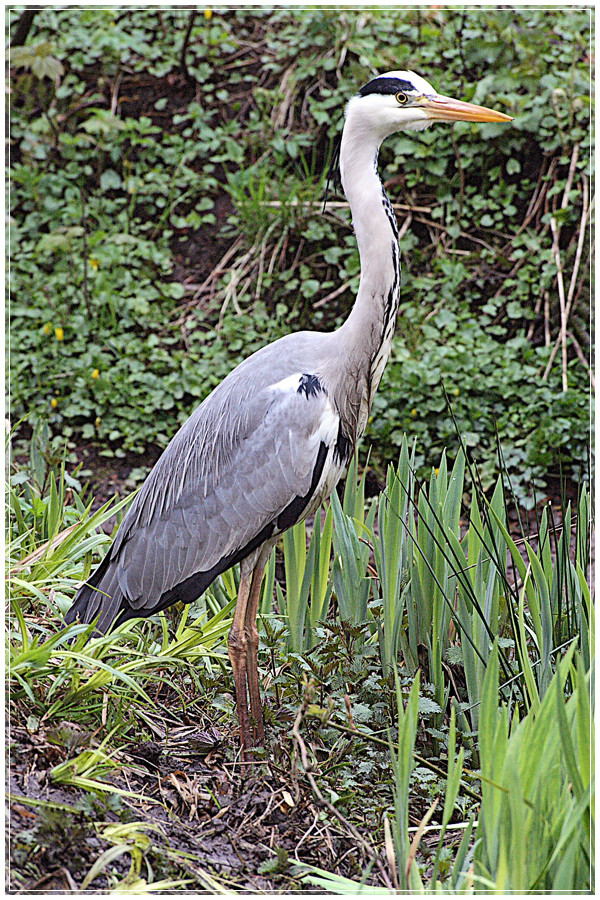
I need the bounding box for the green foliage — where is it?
[474,643,592,892]
[298,618,592,895]
[298,640,592,894]
[8,7,591,491]
[370,437,591,749]
[388,674,421,892]
[278,506,333,652]
[7,448,233,729]
[373,302,590,504]
[7,427,592,892]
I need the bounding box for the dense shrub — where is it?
[8,8,591,499]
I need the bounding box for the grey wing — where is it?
[83,371,343,623]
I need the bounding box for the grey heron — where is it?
[66,71,511,754]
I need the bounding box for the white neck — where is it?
[332,107,402,438]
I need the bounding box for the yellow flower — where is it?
[89,257,100,271]
[95,416,102,427]
[410,408,418,418]
[54,327,64,341]
[92,368,100,379]
[51,398,58,408]
[204,8,213,19]
[453,387,460,397]
[43,322,53,336]
[434,467,439,476]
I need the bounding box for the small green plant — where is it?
[80,822,192,893]
[7,449,233,732]
[372,439,413,675]
[387,673,421,892]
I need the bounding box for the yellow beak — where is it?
[421,94,513,123]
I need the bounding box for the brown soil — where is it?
[7,694,377,894]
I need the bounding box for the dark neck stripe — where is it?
[381,184,399,241]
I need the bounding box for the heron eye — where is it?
[396,91,407,104]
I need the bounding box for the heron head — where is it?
[348,70,512,138]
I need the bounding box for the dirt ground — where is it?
[8,688,396,894]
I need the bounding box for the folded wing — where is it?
[66,370,342,632]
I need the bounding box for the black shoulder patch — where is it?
[298,373,324,399]
[358,76,415,98]
[334,425,352,464]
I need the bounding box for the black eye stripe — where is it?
[358,77,416,97]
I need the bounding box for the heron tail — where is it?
[65,552,127,634]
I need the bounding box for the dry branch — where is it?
[542,172,592,385]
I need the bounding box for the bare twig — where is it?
[262,199,432,214]
[542,173,591,384]
[292,811,320,862]
[544,290,551,347]
[541,336,560,382]
[180,10,198,84]
[525,157,552,222]
[413,216,498,254]
[397,211,413,242]
[110,70,123,116]
[383,817,400,891]
[568,330,595,389]
[500,158,556,258]
[187,237,243,305]
[561,143,580,209]
[272,66,296,131]
[548,216,569,391]
[11,8,38,46]
[566,175,590,306]
[312,280,352,310]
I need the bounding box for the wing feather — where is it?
[68,364,344,631]
[123,382,336,606]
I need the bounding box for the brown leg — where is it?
[227,571,252,756]
[245,560,266,746]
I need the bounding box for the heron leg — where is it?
[228,571,252,755]
[245,560,266,746]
